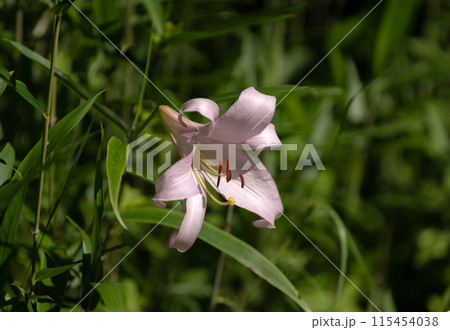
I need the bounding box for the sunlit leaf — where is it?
[93,283,125,312]
[106,137,128,229]
[115,208,311,311]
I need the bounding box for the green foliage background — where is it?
[0,0,449,311]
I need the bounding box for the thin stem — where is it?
[132,27,154,132]
[209,205,234,311]
[30,11,62,294]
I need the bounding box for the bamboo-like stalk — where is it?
[30,9,62,294]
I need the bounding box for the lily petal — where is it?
[211,87,276,143]
[159,105,202,156]
[178,98,219,127]
[169,193,206,252]
[153,153,200,208]
[203,153,283,227]
[252,219,276,228]
[243,123,282,150]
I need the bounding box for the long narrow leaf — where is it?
[115,208,311,311]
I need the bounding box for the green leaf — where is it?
[0,189,25,267]
[35,264,76,282]
[0,93,101,209]
[0,65,46,117]
[115,208,311,311]
[1,39,128,134]
[140,0,165,36]
[0,143,15,186]
[373,0,421,73]
[93,283,125,312]
[106,137,128,229]
[67,216,92,254]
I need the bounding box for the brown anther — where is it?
[218,161,223,175]
[217,161,223,187]
[239,174,245,188]
[226,159,231,182]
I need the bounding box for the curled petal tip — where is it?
[178,114,188,127]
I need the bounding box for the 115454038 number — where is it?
[372,316,439,327]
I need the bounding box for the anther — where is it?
[226,160,231,182]
[239,174,245,188]
[228,197,236,205]
[217,161,223,187]
[218,161,223,175]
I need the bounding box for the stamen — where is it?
[194,169,235,206]
[239,174,245,188]
[226,160,231,182]
[217,161,222,188]
[218,161,223,175]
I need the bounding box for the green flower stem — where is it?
[30,10,62,293]
[209,205,234,311]
[132,28,154,132]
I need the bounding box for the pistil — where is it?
[194,169,235,206]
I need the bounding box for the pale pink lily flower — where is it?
[153,87,283,252]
